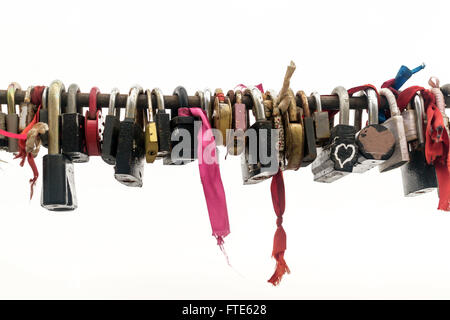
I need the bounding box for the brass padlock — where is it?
[264,89,285,168]
[213,89,232,146]
[378,88,410,172]
[144,89,158,163]
[19,86,35,132]
[297,90,317,167]
[283,89,304,170]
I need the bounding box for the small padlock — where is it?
[85,87,103,156]
[6,82,21,153]
[378,88,410,172]
[101,88,121,165]
[18,86,35,132]
[164,86,196,165]
[311,86,358,183]
[226,90,247,156]
[283,89,304,170]
[297,90,317,167]
[144,89,158,163]
[152,88,171,159]
[352,88,395,173]
[0,103,8,150]
[61,83,89,163]
[114,85,146,187]
[213,89,232,146]
[401,101,419,142]
[39,87,49,148]
[241,86,278,184]
[41,80,77,211]
[401,92,437,196]
[264,89,285,168]
[311,91,330,145]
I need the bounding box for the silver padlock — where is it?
[378,88,410,172]
[401,92,437,197]
[311,91,330,144]
[311,86,358,183]
[241,86,278,184]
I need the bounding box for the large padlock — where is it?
[41,80,77,211]
[18,86,35,132]
[152,88,171,159]
[39,87,49,148]
[114,85,146,187]
[401,92,437,196]
[144,89,158,163]
[164,86,196,165]
[101,88,121,165]
[61,83,89,163]
[311,91,330,145]
[241,86,278,184]
[297,90,317,167]
[311,86,358,183]
[6,82,21,153]
[378,88,410,172]
[352,88,395,173]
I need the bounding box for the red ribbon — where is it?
[397,86,450,211]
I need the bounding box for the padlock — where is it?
[61,83,89,163]
[226,89,246,156]
[18,86,35,132]
[144,89,158,163]
[39,87,49,148]
[378,88,410,172]
[0,102,8,150]
[401,92,437,196]
[114,85,146,187]
[6,82,21,152]
[213,88,232,146]
[263,89,285,168]
[241,86,278,184]
[352,88,395,173]
[164,86,196,165]
[402,101,419,142]
[297,90,317,167]
[41,80,77,211]
[85,87,103,156]
[282,89,303,170]
[152,88,171,159]
[203,88,213,125]
[101,88,121,165]
[311,91,330,145]
[311,86,358,183]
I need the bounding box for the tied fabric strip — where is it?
[397,86,450,211]
[178,107,231,250]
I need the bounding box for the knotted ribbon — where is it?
[178,107,230,250]
[396,86,450,211]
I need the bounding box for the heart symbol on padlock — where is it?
[333,143,356,169]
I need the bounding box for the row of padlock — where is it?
[0,75,448,211]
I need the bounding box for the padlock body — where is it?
[311,147,351,183]
[0,112,8,150]
[41,154,77,211]
[378,116,410,172]
[164,116,196,165]
[155,111,171,158]
[39,109,49,148]
[300,116,317,167]
[6,113,19,152]
[401,148,437,196]
[114,119,145,187]
[313,111,331,142]
[353,124,395,173]
[228,102,247,156]
[101,115,121,165]
[402,109,418,142]
[61,113,89,163]
[145,122,158,163]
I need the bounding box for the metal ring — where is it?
[67,84,80,114]
[48,80,66,155]
[126,85,143,119]
[108,88,120,117]
[195,90,205,110]
[379,88,400,117]
[311,92,322,112]
[7,82,21,114]
[331,86,350,125]
[152,88,165,112]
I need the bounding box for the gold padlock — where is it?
[283,89,304,170]
[213,88,232,146]
[144,89,158,163]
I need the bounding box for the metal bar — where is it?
[0,89,449,112]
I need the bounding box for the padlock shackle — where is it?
[7,82,21,114]
[331,86,350,125]
[311,92,322,113]
[152,88,165,113]
[67,84,80,114]
[297,90,311,117]
[246,86,266,121]
[48,80,65,155]
[23,86,33,104]
[195,90,205,110]
[108,88,120,118]
[145,89,154,123]
[172,86,189,118]
[379,88,400,117]
[413,93,425,145]
[125,85,143,120]
[42,87,48,110]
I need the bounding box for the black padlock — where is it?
[41,80,77,211]
[114,85,146,187]
[101,88,121,165]
[61,84,89,163]
[163,86,196,165]
[152,88,171,159]
[297,90,317,167]
[39,87,49,148]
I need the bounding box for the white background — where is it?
[0,0,449,299]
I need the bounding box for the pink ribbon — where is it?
[178,107,230,248]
